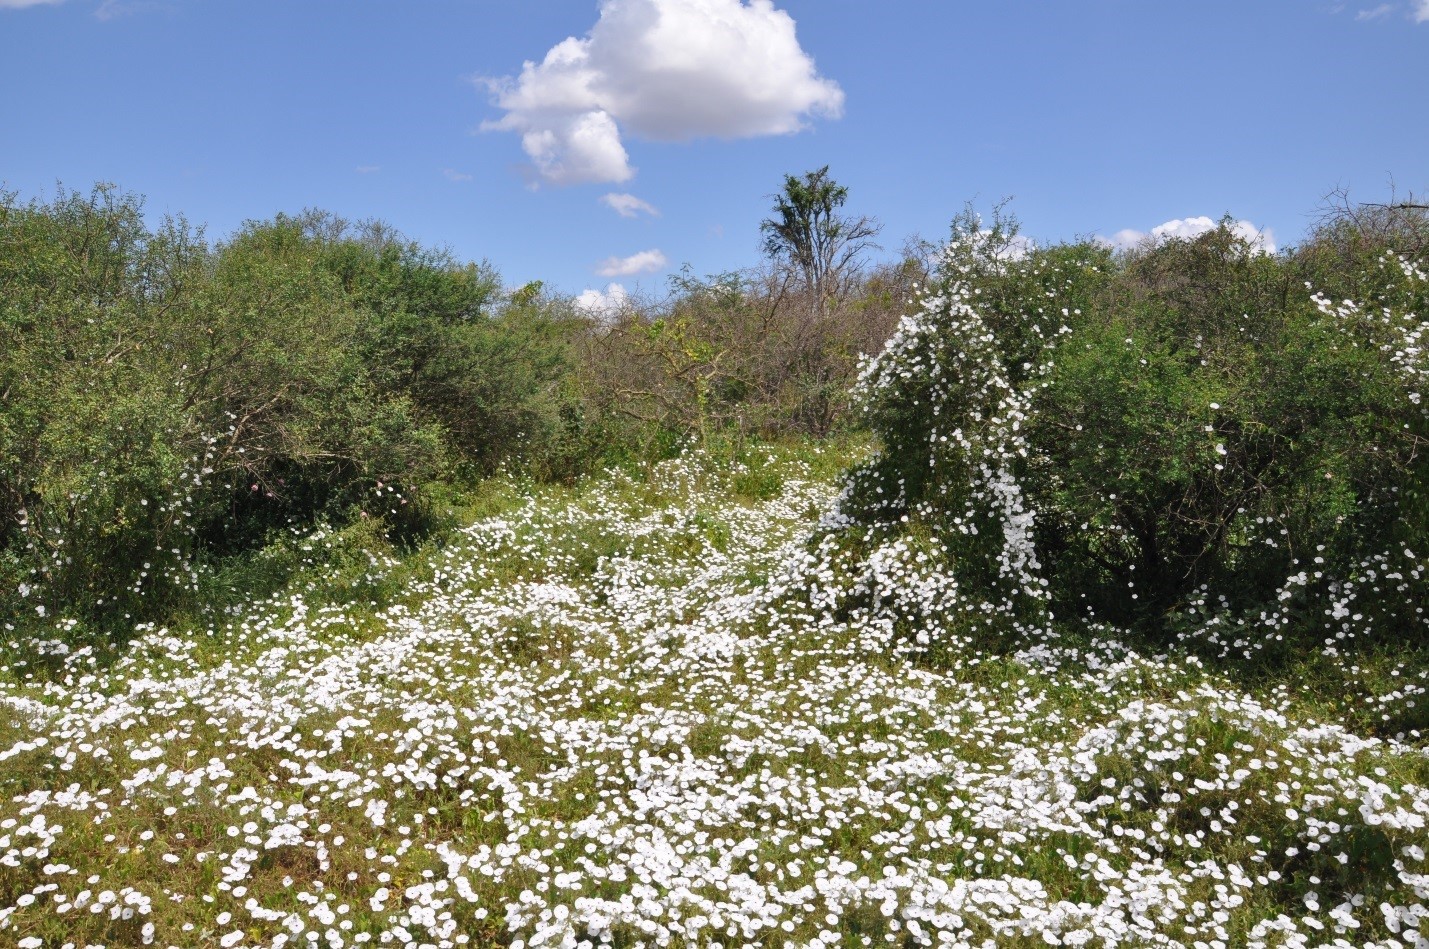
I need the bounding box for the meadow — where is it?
[1,438,1427,948]
[3,184,1428,948]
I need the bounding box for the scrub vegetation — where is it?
[1,179,1428,948]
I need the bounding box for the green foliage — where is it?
[760,165,880,312]
[577,255,908,449]
[567,170,903,455]
[0,186,585,641]
[850,204,1429,658]
[760,166,851,270]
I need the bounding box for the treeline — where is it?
[11,176,1425,665]
[0,179,904,640]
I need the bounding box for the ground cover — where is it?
[0,441,1426,949]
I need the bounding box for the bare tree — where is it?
[1312,182,1429,263]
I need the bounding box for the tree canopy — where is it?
[760,166,880,313]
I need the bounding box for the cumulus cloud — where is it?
[443,168,474,182]
[482,0,844,185]
[595,248,668,277]
[1416,0,1429,22]
[575,282,629,319]
[511,108,633,185]
[1103,216,1277,255]
[601,192,660,218]
[1356,3,1393,18]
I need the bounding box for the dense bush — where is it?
[0,180,911,642]
[0,186,579,636]
[576,262,910,448]
[573,169,907,449]
[846,205,1429,659]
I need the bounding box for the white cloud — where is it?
[1104,228,1146,250]
[596,248,667,277]
[1348,1,1429,22]
[94,0,157,18]
[979,230,1035,262]
[443,168,474,182]
[0,0,64,8]
[482,0,844,185]
[1103,216,1276,255]
[513,109,633,185]
[575,282,629,319]
[601,192,660,218]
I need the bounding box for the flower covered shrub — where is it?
[843,207,1429,661]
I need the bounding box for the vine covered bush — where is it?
[843,207,1429,662]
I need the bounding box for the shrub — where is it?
[0,185,215,625]
[575,262,908,450]
[847,206,1429,658]
[0,187,585,639]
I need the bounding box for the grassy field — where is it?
[0,439,1427,949]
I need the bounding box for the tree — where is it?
[760,166,880,315]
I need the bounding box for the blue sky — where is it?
[2,1,1426,305]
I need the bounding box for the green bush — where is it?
[575,262,907,451]
[0,186,586,640]
[847,206,1429,658]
